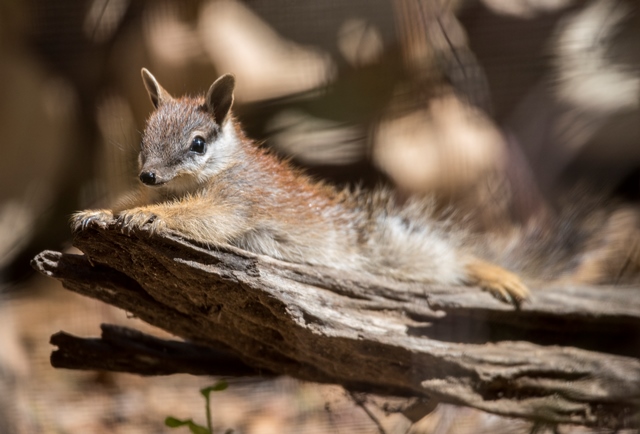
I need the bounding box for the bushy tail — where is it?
[474,199,640,286]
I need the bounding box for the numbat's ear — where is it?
[141,68,173,109]
[205,74,235,126]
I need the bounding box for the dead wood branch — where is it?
[49,324,276,377]
[32,224,640,428]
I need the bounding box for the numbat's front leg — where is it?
[464,258,529,306]
[112,195,247,246]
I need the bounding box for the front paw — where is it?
[115,208,167,235]
[71,209,113,232]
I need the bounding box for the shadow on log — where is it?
[32,224,640,429]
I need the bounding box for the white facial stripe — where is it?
[200,121,240,179]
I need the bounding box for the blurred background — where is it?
[0,0,639,432]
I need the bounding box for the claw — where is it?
[114,208,162,235]
[70,210,113,233]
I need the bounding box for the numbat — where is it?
[72,69,529,306]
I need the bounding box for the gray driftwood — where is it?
[32,224,640,428]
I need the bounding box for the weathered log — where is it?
[32,223,640,428]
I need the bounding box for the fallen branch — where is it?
[32,224,640,428]
[50,324,276,377]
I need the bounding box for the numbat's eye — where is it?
[190,136,206,154]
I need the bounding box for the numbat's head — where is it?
[139,68,238,192]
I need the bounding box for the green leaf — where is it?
[165,417,191,428]
[164,417,210,434]
[187,424,211,434]
[200,380,228,398]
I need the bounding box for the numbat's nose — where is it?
[139,171,157,185]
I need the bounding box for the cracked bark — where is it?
[31,224,640,428]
